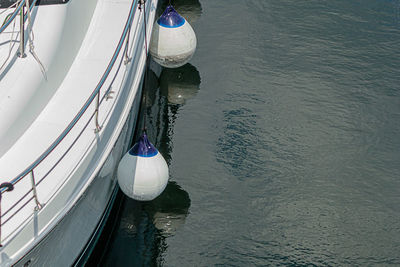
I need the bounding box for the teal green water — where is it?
[101,0,400,265]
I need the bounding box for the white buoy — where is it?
[150,5,197,68]
[117,133,168,201]
[161,0,202,24]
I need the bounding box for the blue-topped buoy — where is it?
[150,5,197,68]
[117,133,169,201]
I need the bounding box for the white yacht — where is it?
[0,0,157,265]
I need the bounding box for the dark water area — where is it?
[99,0,400,266]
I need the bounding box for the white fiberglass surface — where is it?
[0,0,98,157]
[0,0,143,248]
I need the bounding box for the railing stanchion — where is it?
[0,183,14,246]
[0,0,137,234]
[18,2,26,58]
[94,91,102,133]
[30,171,42,211]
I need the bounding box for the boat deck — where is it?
[0,0,155,264]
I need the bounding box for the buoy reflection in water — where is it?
[94,0,203,264]
[99,61,201,265]
[160,63,201,105]
[145,181,191,236]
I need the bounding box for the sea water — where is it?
[100,0,400,265]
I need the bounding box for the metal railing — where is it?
[0,0,147,244]
[0,0,26,34]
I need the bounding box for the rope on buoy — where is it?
[140,0,150,133]
[117,1,169,201]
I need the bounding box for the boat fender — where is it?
[150,5,196,68]
[117,133,168,201]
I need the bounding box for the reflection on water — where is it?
[101,1,202,264]
[146,181,191,237]
[160,64,201,105]
[104,181,190,266]
[145,63,201,165]
[100,57,201,265]
[102,0,400,265]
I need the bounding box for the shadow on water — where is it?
[88,1,202,265]
[94,61,201,266]
[145,63,201,163]
[159,64,201,106]
[98,181,190,266]
[89,0,400,265]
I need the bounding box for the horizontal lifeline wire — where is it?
[1,3,144,225]
[0,0,139,193]
[0,0,26,34]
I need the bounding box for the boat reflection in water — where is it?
[99,62,201,266]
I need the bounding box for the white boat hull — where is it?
[14,95,141,267]
[0,0,158,265]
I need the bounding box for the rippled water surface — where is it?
[100,0,400,265]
